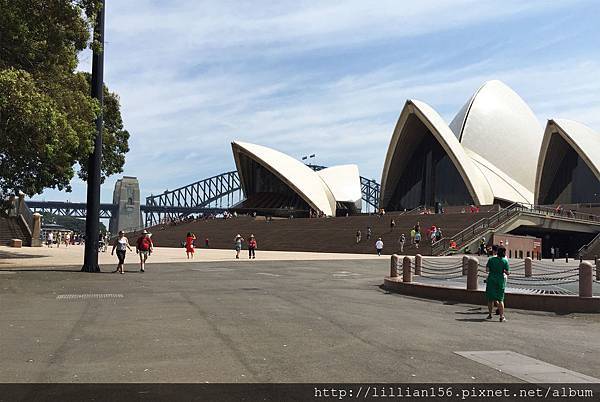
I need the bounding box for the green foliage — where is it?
[0,0,129,199]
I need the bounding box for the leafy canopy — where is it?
[0,0,130,200]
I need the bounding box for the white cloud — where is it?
[38,0,598,204]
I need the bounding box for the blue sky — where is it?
[36,0,600,203]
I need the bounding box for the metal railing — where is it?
[431,202,521,255]
[432,202,600,256]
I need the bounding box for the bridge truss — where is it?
[144,171,242,227]
[28,167,381,229]
[144,166,380,226]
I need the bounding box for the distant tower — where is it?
[108,176,141,234]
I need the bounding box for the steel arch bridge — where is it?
[144,167,380,226]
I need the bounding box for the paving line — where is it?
[56,294,124,300]
[455,350,600,383]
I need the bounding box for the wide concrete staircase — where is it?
[133,210,497,256]
[0,216,32,246]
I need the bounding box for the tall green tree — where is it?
[0,0,129,202]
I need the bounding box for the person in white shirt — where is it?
[111,231,132,274]
[375,238,384,256]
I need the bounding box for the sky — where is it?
[36,0,600,204]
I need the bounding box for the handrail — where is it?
[16,197,34,236]
[577,231,600,259]
[432,201,600,256]
[401,205,424,215]
[431,202,520,255]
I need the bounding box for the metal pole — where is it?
[82,0,105,273]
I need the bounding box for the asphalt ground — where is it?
[1,258,600,383]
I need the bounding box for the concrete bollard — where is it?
[467,257,479,290]
[414,254,422,276]
[462,256,469,276]
[390,254,400,278]
[525,257,532,278]
[579,261,593,298]
[402,256,412,283]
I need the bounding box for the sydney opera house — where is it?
[230,80,599,217]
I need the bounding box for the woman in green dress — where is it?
[485,246,510,322]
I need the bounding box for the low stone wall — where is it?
[383,277,600,313]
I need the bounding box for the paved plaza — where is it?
[1,249,600,383]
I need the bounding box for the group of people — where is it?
[44,231,74,248]
[234,234,258,259]
[110,229,153,274]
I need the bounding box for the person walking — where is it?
[550,246,555,262]
[64,232,71,247]
[367,226,372,240]
[234,234,244,259]
[111,231,132,274]
[398,233,405,253]
[485,246,510,322]
[390,219,396,232]
[248,234,257,259]
[410,228,416,244]
[375,238,384,256]
[414,231,421,249]
[136,230,153,272]
[185,232,196,259]
[356,230,362,244]
[47,231,54,248]
[205,237,209,248]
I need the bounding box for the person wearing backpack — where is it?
[136,230,154,272]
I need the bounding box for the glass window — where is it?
[385,114,473,210]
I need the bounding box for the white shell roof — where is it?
[380,100,494,207]
[317,165,362,210]
[465,149,534,204]
[535,119,600,203]
[231,141,337,216]
[449,80,543,191]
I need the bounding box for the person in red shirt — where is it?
[136,230,154,272]
[248,234,257,259]
[185,232,196,259]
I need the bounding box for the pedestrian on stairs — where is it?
[356,230,362,244]
[375,238,384,256]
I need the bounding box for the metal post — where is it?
[390,254,399,278]
[402,256,412,283]
[462,256,469,276]
[467,257,478,290]
[525,257,532,278]
[579,261,593,298]
[82,0,105,273]
[414,254,422,276]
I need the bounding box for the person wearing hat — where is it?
[111,231,132,274]
[234,234,244,259]
[136,230,154,272]
[248,234,257,259]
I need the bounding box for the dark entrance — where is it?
[538,134,600,204]
[234,152,311,217]
[509,226,596,259]
[384,114,474,211]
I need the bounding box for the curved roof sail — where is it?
[449,80,543,191]
[535,119,600,204]
[380,100,494,209]
[232,141,336,216]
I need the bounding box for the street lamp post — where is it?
[82,0,105,273]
